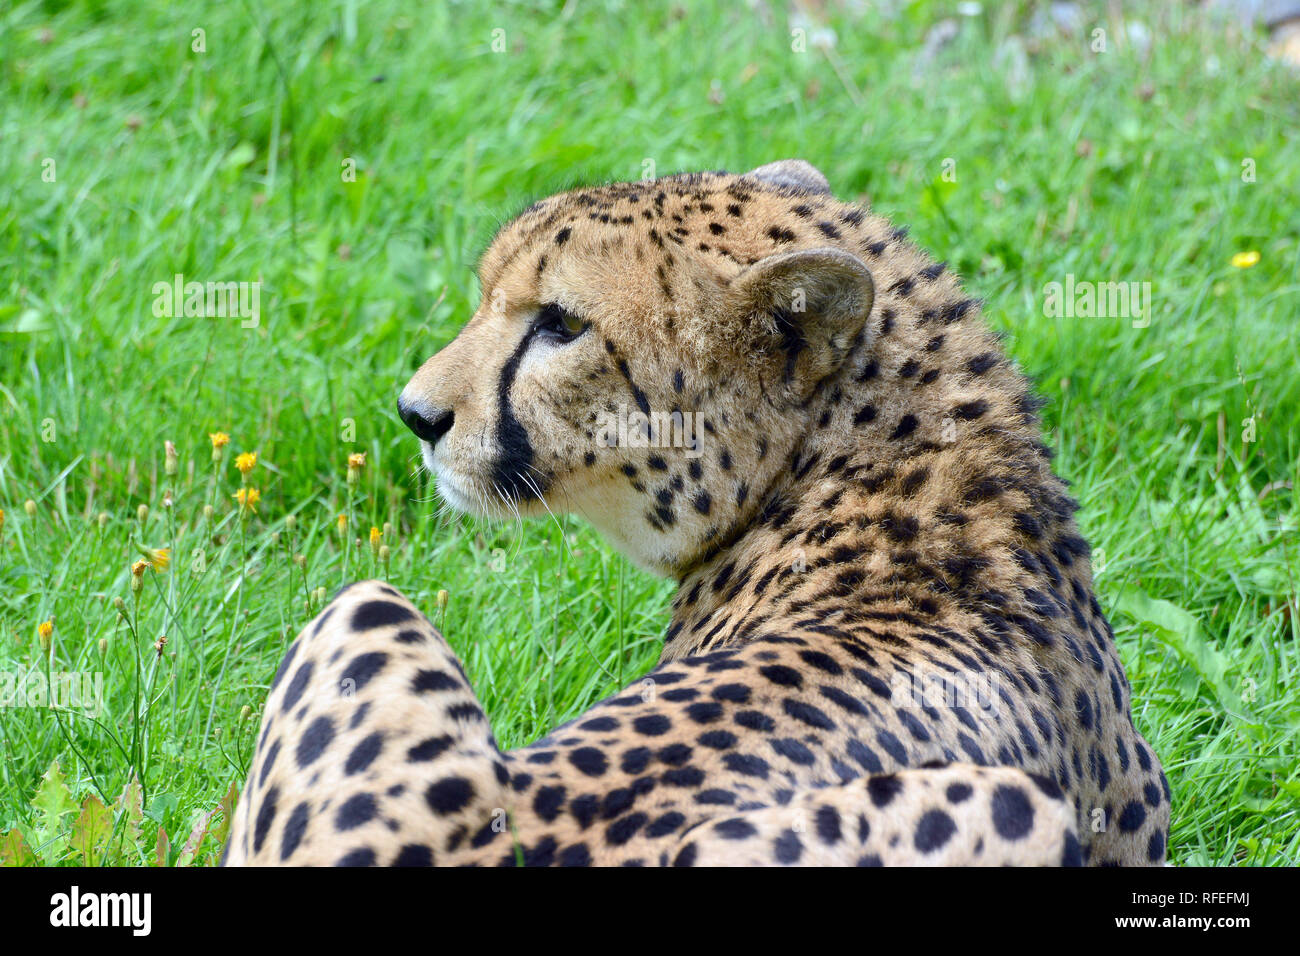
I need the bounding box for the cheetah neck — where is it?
[662,248,1085,662]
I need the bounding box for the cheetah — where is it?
[224,160,1170,866]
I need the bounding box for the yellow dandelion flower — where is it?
[131,558,148,593]
[235,451,258,474]
[369,526,382,554]
[233,487,262,513]
[132,539,170,571]
[337,513,348,533]
[37,620,53,640]
[210,432,230,450]
[1231,251,1260,269]
[347,452,367,486]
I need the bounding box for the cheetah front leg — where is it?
[224,581,510,866]
[664,764,1083,866]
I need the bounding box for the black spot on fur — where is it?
[426,776,474,814]
[253,786,278,854]
[345,732,384,775]
[991,785,1035,840]
[890,414,919,440]
[296,717,335,768]
[570,747,610,775]
[394,843,434,866]
[340,652,388,693]
[335,847,376,866]
[407,735,454,762]
[351,600,415,631]
[279,802,309,860]
[282,661,314,711]
[335,792,378,831]
[867,774,902,808]
[413,669,462,693]
[1118,800,1147,833]
[914,810,958,853]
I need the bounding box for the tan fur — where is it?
[226,162,1169,866]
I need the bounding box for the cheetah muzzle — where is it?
[225,160,1170,867]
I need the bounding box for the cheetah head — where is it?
[399,160,875,576]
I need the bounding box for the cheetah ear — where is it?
[745,159,831,195]
[730,246,875,392]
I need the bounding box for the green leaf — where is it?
[221,142,257,170]
[110,777,145,864]
[215,780,238,847]
[0,829,36,867]
[1114,587,1257,725]
[1277,780,1300,802]
[144,791,179,824]
[70,795,112,866]
[30,760,77,864]
[153,825,171,867]
[0,307,50,334]
[175,806,221,867]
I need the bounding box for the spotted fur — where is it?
[224,160,1169,866]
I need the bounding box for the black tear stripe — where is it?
[491,333,544,501]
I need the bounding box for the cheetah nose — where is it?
[397,395,454,445]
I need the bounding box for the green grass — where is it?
[0,0,1296,866]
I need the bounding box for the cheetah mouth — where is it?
[430,468,479,514]
[421,442,548,519]
[417,442,480,514]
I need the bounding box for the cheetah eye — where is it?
[534,303,588,342]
